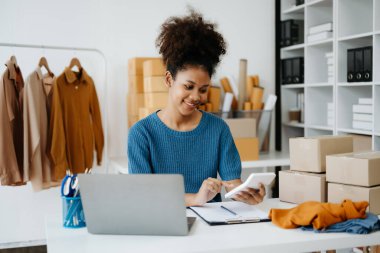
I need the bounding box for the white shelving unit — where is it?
[280,0,380,152]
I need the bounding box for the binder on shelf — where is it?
[292,57,304,84]
[354,48,364,82]
[363,46,372,82]
[347,49,355,82]
[189,201,270,226]
[281,20,304,47]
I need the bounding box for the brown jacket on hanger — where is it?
[0,57,25,185]
[49,67,104,178]
[24,67,59,190]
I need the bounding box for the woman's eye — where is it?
[200,89,208,93]
[184,85,193,90]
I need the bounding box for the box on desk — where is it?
[290,136,353,173]
[128,57,158,76]
[128,75,144,94]
[144,92,168,108]
[224,118,256,138]
[127,93,144,116]
[326,151,380,187]
[143,59,166,77]
[328,183,380,214]
[234,138,259,161]
[144,76,167,93]
[279,170,326,204]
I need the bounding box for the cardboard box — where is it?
[138,107,159,120]
[144,92,168,108]
[143,76,167,93]
[290,135,353,173]
[352,134,372,152]
[127,93,144,116]
[143,59,166,77]
[279,170,327,204]
[128,115,139,128]
[328,183,380,214]
[224,118,256,138]
[128,57,158,76]
[128,75,144,94]
[208,86,221,112]
[234,138,259,161]
[326,151,380,187]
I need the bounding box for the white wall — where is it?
[0,0,274,246]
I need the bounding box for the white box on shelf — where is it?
[327,118,334,126]
[328,77,334,83]
[358,98,373,105]
[353,104,372,114]
[309,22,333,35]
[308,31,333,42]
[353,113,373,122]
[327,58,334,65]
[325,52,333,58]
[327,103,334,110]
[352,121,372,131]
[328,65,334,72]
[328,110,335,118]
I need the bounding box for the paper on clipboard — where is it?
[189,201,270,225]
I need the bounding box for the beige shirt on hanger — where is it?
[24,67,59,190]
[0,57,24,185]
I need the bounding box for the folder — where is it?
[189,201,270,226]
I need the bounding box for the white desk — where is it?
[109,151,290,174]
[45,199,380,253]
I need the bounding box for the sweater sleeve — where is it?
[49,80,67,181]
[218,125,241,181]
[89,82,104,166]
[127,124,153,174]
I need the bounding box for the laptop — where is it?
[78,174,195,236]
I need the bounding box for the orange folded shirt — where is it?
[269,199,368,230]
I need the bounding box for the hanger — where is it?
[10,55,18,68]
[38,56,53,75]
[69,57,82,71]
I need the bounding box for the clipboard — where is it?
[189,201,271,226]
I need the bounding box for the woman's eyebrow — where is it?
[185,80,210,87]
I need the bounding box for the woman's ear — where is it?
[165,71,173,88]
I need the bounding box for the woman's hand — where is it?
[193,177,223,206]
[233,183,266,205]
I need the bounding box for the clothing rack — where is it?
[0,42,109,172]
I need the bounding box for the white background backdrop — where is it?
[0,0,275,246]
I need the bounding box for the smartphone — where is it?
[224,173,276,199]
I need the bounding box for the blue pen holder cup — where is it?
[62,196,86,228]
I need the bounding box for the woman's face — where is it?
[166,66,210,116]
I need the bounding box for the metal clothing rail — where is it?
[0,42,109,172]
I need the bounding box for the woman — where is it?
[128,10,265,206]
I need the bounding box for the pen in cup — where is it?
[221,205,239,216]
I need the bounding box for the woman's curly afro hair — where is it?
[156,10,227,78]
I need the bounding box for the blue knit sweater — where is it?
[127,111,242,202]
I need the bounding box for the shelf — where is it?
[281,43,305,52]
[283,4,305,14]
[375,132,380,137]
[307,125,333,131]
[307,82,333,87]
[307,38,333,47]
[337,82,373,87]
[282,122,305,128]
[375,83,380,86]
[338,0,373,38]
[281,84,305,89]
[337,128,372,136]
[307,0,331,7]
[338,32,373,42]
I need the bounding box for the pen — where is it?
[221,205,238,216]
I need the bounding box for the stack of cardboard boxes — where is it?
[326,151,380,214]
[127,57,167,127]
[223,118,259,161]
[280,135,353,204]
